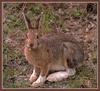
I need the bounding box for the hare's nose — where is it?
[29,43,33,47]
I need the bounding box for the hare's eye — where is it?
[25,34,27,38]
[26,33,28,38]
[37,35,39,39]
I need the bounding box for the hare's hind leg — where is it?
[47,68,76,82]
[31,65,49,87]
[29,66,40,83]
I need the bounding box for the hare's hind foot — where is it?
[47,71,68,82]
[31,75,46,88]
[47,68,76,82]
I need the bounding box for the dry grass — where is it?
[3,3,97,88]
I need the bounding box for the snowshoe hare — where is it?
[22,8,84,88]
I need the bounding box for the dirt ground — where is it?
[3,3,97,88]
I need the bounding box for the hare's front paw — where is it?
[47,71,69,82]
[29,74,38,83]
[31,75,46,88]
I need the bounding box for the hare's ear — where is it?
[35,12,43,30]
[22,4,34,31]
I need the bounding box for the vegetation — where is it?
[3,3,97,88]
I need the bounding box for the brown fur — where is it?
[21,7,84,87]
[24,31,84,87]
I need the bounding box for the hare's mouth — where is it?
[26,43,33,48]
[26,44,37,50]
[26,45,32,49]
[26,45,33,51]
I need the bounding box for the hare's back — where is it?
[39,33,78,59]
[40,32,78,46]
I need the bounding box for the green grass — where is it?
[3,3,97,88]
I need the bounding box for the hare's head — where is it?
[22,4,43,49]
[26,29,40,49]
